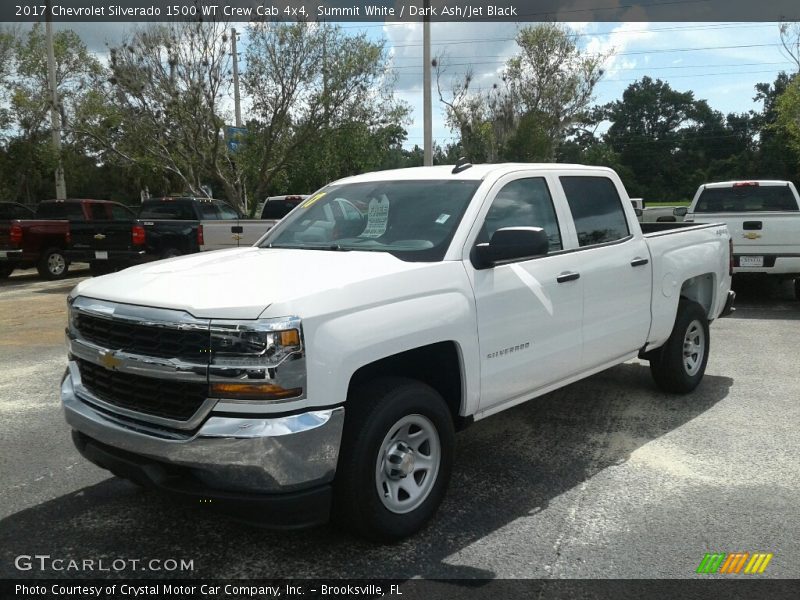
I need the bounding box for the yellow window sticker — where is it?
[302,192,326,208]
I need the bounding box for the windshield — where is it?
[259,179,481,262]
[695,185,799,212]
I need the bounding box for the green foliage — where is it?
[438,23,607,163]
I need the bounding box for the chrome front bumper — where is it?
[62,367,344,494]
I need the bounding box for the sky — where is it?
[47,20,799,150]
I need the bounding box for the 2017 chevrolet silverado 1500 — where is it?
[676,180,800,299]
[62,164,735,540]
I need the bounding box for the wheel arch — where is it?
[347,341,468,430]
[679,272,716,318]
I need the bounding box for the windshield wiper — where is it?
[267,243,348,251]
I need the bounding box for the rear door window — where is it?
[560,177,630,247]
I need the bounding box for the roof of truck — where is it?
[331,163,614,184]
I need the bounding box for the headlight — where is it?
[208,317,305,402]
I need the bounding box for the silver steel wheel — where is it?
[683,319,705,376]
[375,414,441,514]
[48,252,66,276]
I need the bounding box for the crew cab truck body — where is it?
[137,197,278,258]
[678,180,800,298]
[62,164,734,540]
[0,199,140,280]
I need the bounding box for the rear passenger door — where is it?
[556,175,652,369]
[466,174,584,412]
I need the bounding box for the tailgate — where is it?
[692,214,800,254]
[70,222,134,254]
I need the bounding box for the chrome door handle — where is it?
[631,257,649,267]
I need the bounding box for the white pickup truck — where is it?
[61,163,735,541]
[677,180,800,298]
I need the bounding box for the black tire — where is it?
[649,299,710,394]
[0,264,13,279]
[333,377,455,542]
[37,247,69,280]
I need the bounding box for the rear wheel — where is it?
[649,299,710,394]
[37,248,68,280]
[334,377,455,542]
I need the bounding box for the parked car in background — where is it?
[259,195,308,220]
[0,199,143,280]
[62,163,734,541]
[137,197,278,257]
[678,180,800,298]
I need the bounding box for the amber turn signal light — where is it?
[209,382,302,400]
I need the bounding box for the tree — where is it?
[775,76,800,158]
[779,21,800,72]
[437,23,606,163]
[241,22,407,201]
[0,24,103,202]
[75,21,245,208]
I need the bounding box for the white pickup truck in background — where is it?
[62,163,735,541]
[677,180,800,299]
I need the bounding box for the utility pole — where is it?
[230,27,247,213]
[423,1,432,166]
[46,1,67,199]
[231,27,242,128]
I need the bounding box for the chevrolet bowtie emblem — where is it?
[743,232,761,240]
[99,350,122,371]
[94,233,106,240]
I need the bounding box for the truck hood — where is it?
[70,247,429,319]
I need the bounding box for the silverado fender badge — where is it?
[99,350,122,371]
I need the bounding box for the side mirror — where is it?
[673,207,688,217]
[474,227,549,269]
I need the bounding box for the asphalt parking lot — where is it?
[0,268,798,580]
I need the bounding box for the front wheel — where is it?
[649,299,710,394]
[37,248,69,280]
[334,377,455,542]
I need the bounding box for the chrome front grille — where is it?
[76,358,207,422]
[68,296,212,429]
[74,312,209,361]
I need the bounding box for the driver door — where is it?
[465,174,584,413]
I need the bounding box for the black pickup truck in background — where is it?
[59,201,148,275]
[137,197,277,257]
